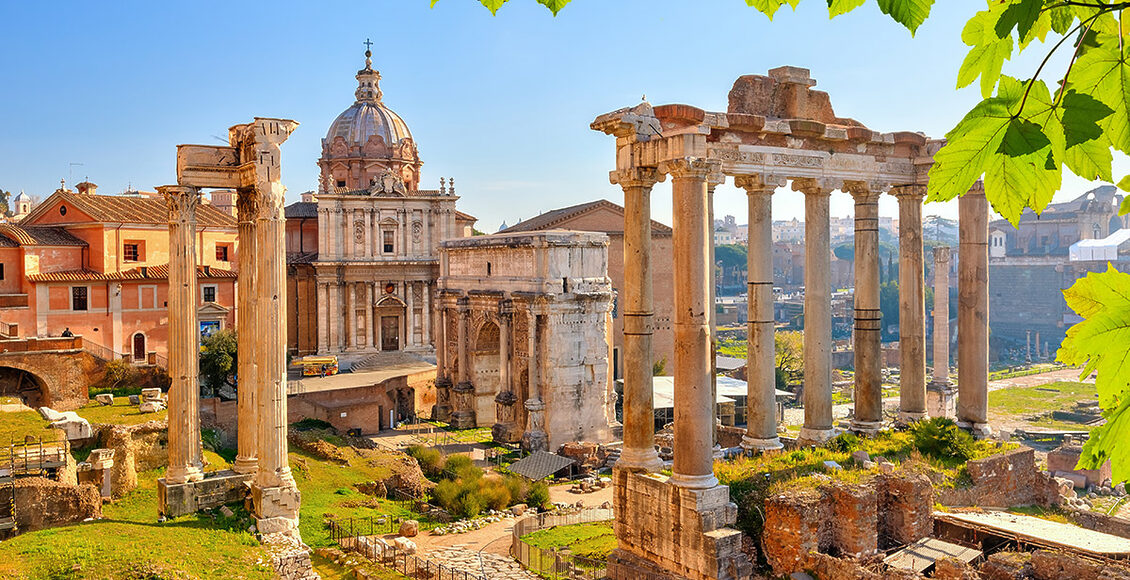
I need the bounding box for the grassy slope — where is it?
[78,398,168,426]
[521,522,616,560]
[988,381,1097,429]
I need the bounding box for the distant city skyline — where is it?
[2,0,1120,231]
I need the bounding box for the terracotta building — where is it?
[500,200,674,378]
[286,52,476,357]
[0,182,238,360]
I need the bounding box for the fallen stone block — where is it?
[141,388,163,402]
[823,460,843,471]
[510,503,527,516]
[51,415,93,440]
[392,536,416,555]
[94,394,114,406]
[128,395,140,405]
[1055,471,1088,489]
[398,519,418,537]
[852,450,870,464]
[38,407,65,422]
[139,401,165,413]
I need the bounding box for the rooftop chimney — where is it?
[75,181,98,195]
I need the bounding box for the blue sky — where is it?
[0,0,1115,231]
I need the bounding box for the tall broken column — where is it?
[736,174,783,451]
[849,183,883,434]
[927,245,956,418]
[958,183,991,437]
[611,167,663,471]
[521,305,548,452]
[492,302,520,443]
[233,191,258,475]
[242,118,303,538]
[452,297,476,429]
[161,184,204,486]
[664,157,718,488]
[433,306,453,422]
[895,185,927,424]
[795,178,835,444]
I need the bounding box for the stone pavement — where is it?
[427,546,539,580]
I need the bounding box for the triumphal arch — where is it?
[592,66,991,580]
[157,117,303,540]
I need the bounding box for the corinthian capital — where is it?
[158,185,200,225]
[660,157,719,179]
[734,174,786,195]
[791,177,838,196]
[890,184,927,200]
[610,167,663,190]
[842,180,887,202]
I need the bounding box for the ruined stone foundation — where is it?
[608,468,752,580]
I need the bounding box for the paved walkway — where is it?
[427,547,539,580]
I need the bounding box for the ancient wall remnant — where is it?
[7,477,101,533]
[938,448,1059,508]
[97,420,168,497]
[828,483,878,557]
[878,470,935,547]
[763,489,829,574]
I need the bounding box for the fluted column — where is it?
[662,157,718,489]
[161,184,204,485]
[958,183,991,437]
[492,304,519,443]
[610,167,663,471]
[707,170,724,451]
[928,246,956,418]
[521,306,548,452]
[849,184,883,433]
[736,175,783,451]
[795,178,836,444]
[434,304,453,422]
[895,185,927,424]
[233,190,259,474]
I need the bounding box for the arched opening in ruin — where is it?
[472,321,500,426]
[0,366,48,409]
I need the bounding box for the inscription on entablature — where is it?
[770,153,823,168]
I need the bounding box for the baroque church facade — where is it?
[286,50,476,357]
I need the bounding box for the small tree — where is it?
[652,357,667,376]
[774,331,803,390]
[199,329,237,397]
[97,359,137,394]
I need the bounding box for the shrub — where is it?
[91,359,139,396]
[826,432,860,454]
[433,479,460,512]
[503,475,525,502]
[910,417,975,463]
[407,445,445,479]
[444,454,473,473]
[479,479,512,511]
[458,492,484,519]
[526,481,550,510]
[292,418,335,432]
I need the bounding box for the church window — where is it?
[59,205,67,216]
[72,286,88,311]
[383,230,394,254]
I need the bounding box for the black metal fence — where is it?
[510,508,614,580]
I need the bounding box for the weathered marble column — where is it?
[161,184,204,485]
[610,167,663,471]
[345,282,356,349]
[895,185,927,424]
[795,178,836,444]
[233,190,258,475]
[849,184,883,433]
[365,283,374,350]
[492,303,519,443]
[422,283,431,345]
[434,304,453,422]
[406,281,416,348]
[521,307,548,452]
[452,298,475,429]
[736,175,783,451]
[663,157,718,489]
[246,119,301,537]
[928,246,956,418]
[316,282,329,354]
[707,171,723,451]
[958,183,991,437]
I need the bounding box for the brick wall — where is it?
[938,448,1059,508]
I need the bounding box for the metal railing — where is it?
[511,508,615,580]
[81,339,124,363]
[328,516,486,580]
[1,436,68,478]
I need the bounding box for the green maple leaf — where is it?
[1121,196,1130,216]
[1058,265,1130,481]
[536,0,570,14]
[745,0,800,20]
[926,97,1012,205]
[957,8,1013,97]
[1048,4,1078,35]
[1059,90,1114,182]
[1070,28,1130,155]
[995,0,1041,43]
[827,0,866,18]
[876,0,934,35]
[480,0,509,15]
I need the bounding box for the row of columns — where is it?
[614,164,992,483]
[317,206,456,261]
[315,280,431,353]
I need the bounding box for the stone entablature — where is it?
[434,231,616,451]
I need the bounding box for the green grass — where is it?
[988,363,1070,381]
[0,409,54,445]
[521,522,617,561]
[988,381,1097,418]
[77,398,168,426]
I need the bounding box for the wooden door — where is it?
[381,316,399,351]
[132,333,146,361]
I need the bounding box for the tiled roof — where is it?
[285,202,318,219]
[500,199,673,235]
[34,191,236,227]
[454,210,477,223]
[0,224,87,247]
[507,451,575,481]
[27,264,237,283]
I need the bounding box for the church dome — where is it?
[323,49,413,149]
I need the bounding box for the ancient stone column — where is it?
[958,183,991,437]
[849,184,883,434]
[233,190,258,475]
[927,246,956,418]
[492,303,519,443]
[452,298,475,429]
[663,157,718,489]
[161,184,204,485]
[522,307,548,452]
[895,185,927,424]
[244,119,302,537]
[406,281,416,348]
[736,175,783,451]
[316,282,329,354]
[707,171,724,452]
[433,304,452,422]
[365,283,374,350]
[795,178,836,444]
[345,282,356,350]
[610,167,663,471]
[422,283,431,345]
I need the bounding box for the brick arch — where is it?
[0,350,97,411]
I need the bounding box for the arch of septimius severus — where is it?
[593,66,991,580]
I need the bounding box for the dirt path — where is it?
[988,367,1092,391]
